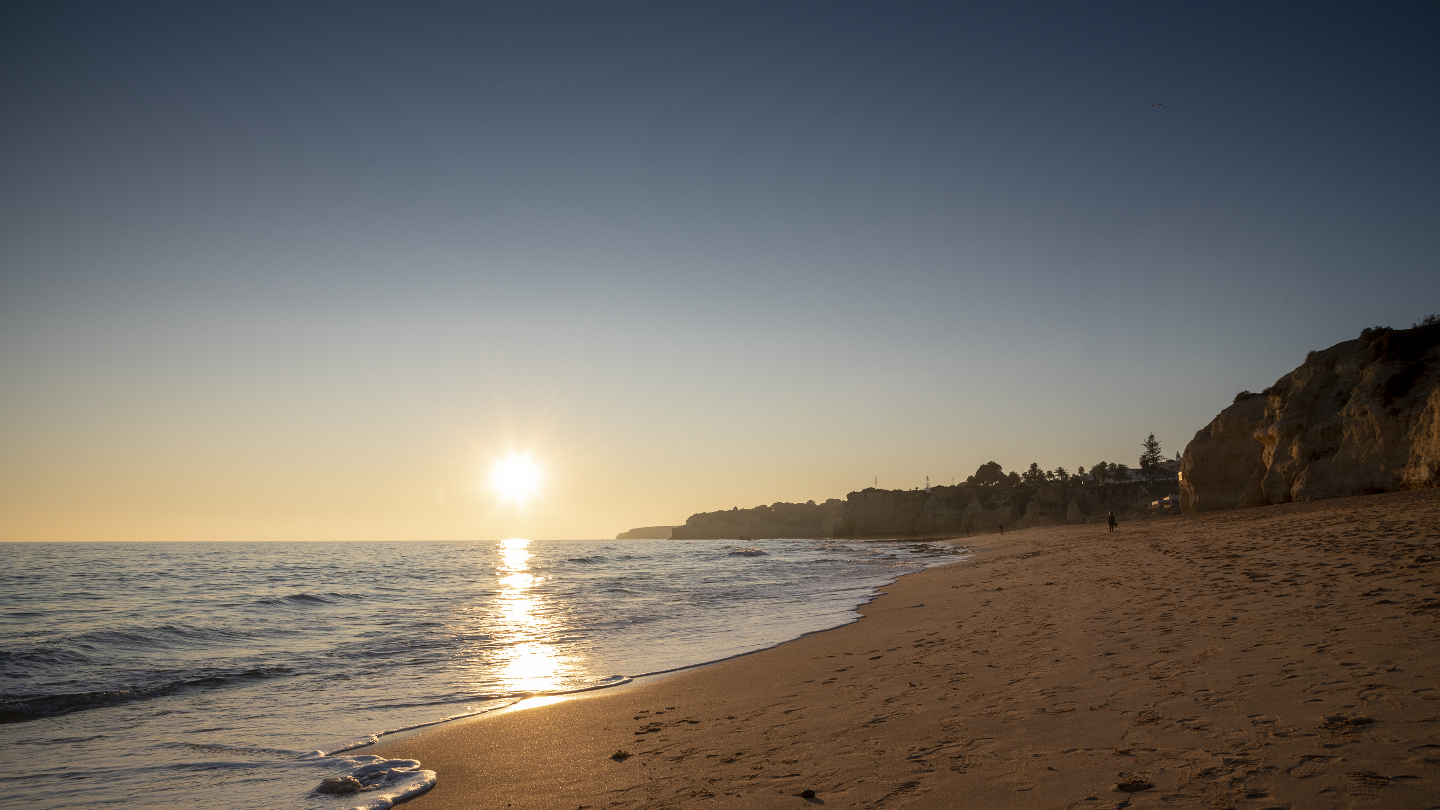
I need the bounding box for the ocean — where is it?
[0,537,963,809]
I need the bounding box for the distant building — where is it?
[1150,458,1182,482]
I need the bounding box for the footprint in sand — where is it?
[1409,743,1440,764]
[1286,755,1335,778]
[1343,771,1390,800]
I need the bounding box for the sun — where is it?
[489,454,543,504]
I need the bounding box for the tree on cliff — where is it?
[1022,462,1046,484]
[1139,434,1164,480]
[1054,466,1070,483]
[1111,463,1132,482]
[971,461,1006,486]
[1007,472,1021,486]
[1091,461,1109,484]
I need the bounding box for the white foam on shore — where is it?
[313,757,436,810]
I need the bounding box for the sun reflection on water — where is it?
[489,538,571,693]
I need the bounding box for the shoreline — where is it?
[372,490,1440,809]
[360,542,972,753]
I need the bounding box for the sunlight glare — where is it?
[489,454,543,503]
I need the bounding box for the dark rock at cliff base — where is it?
[1182,322,1440,512]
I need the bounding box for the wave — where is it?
[253,592,340,606]
[173,741,308,758]
[0,646,91,668]
[6,622,283,655]
[723,546,768,556]
[1,624,288,675]
[311,757,436,810]
[356,694,511,711]
[3,751,433,810]
[0,667,295,724]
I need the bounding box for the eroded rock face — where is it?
[1179,393,1269,513]
[1181,323,1440,512]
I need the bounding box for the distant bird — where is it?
[1153,103,1164,106]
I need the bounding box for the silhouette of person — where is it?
[999,523,1005,535]
[1107,511,1117,533]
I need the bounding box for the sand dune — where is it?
[372,489,1440,809]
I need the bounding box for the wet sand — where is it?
[372,489,1440,809]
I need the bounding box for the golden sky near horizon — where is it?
[3,5,1436,542]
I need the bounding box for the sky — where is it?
[2,2,1437,542]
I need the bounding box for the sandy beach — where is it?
[372,489,1440,809]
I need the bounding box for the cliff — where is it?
[831,482,1175,538]
[1177,392,1271,512]
[615,526,675,540]
[669,499,844,540]
[1181,322,1440,512]
[664,482,1179,541]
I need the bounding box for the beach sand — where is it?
[371,489,1440,809]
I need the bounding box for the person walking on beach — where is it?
[1107,511,1117,533]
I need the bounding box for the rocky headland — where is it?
[1182,321,1440,512]
[668,499,845,540]
[614,525,675,540]
[632,480,1179,542]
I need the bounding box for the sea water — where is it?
[0,538,963,809]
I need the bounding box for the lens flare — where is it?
[489,454,542,503]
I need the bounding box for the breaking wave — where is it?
[0,668,295,724]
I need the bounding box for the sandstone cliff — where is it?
[1177,392,1270,512]
[1181,322,1440,512]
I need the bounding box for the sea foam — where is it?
[313,757,436,810]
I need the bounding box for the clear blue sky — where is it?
[2,2,1436,540]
